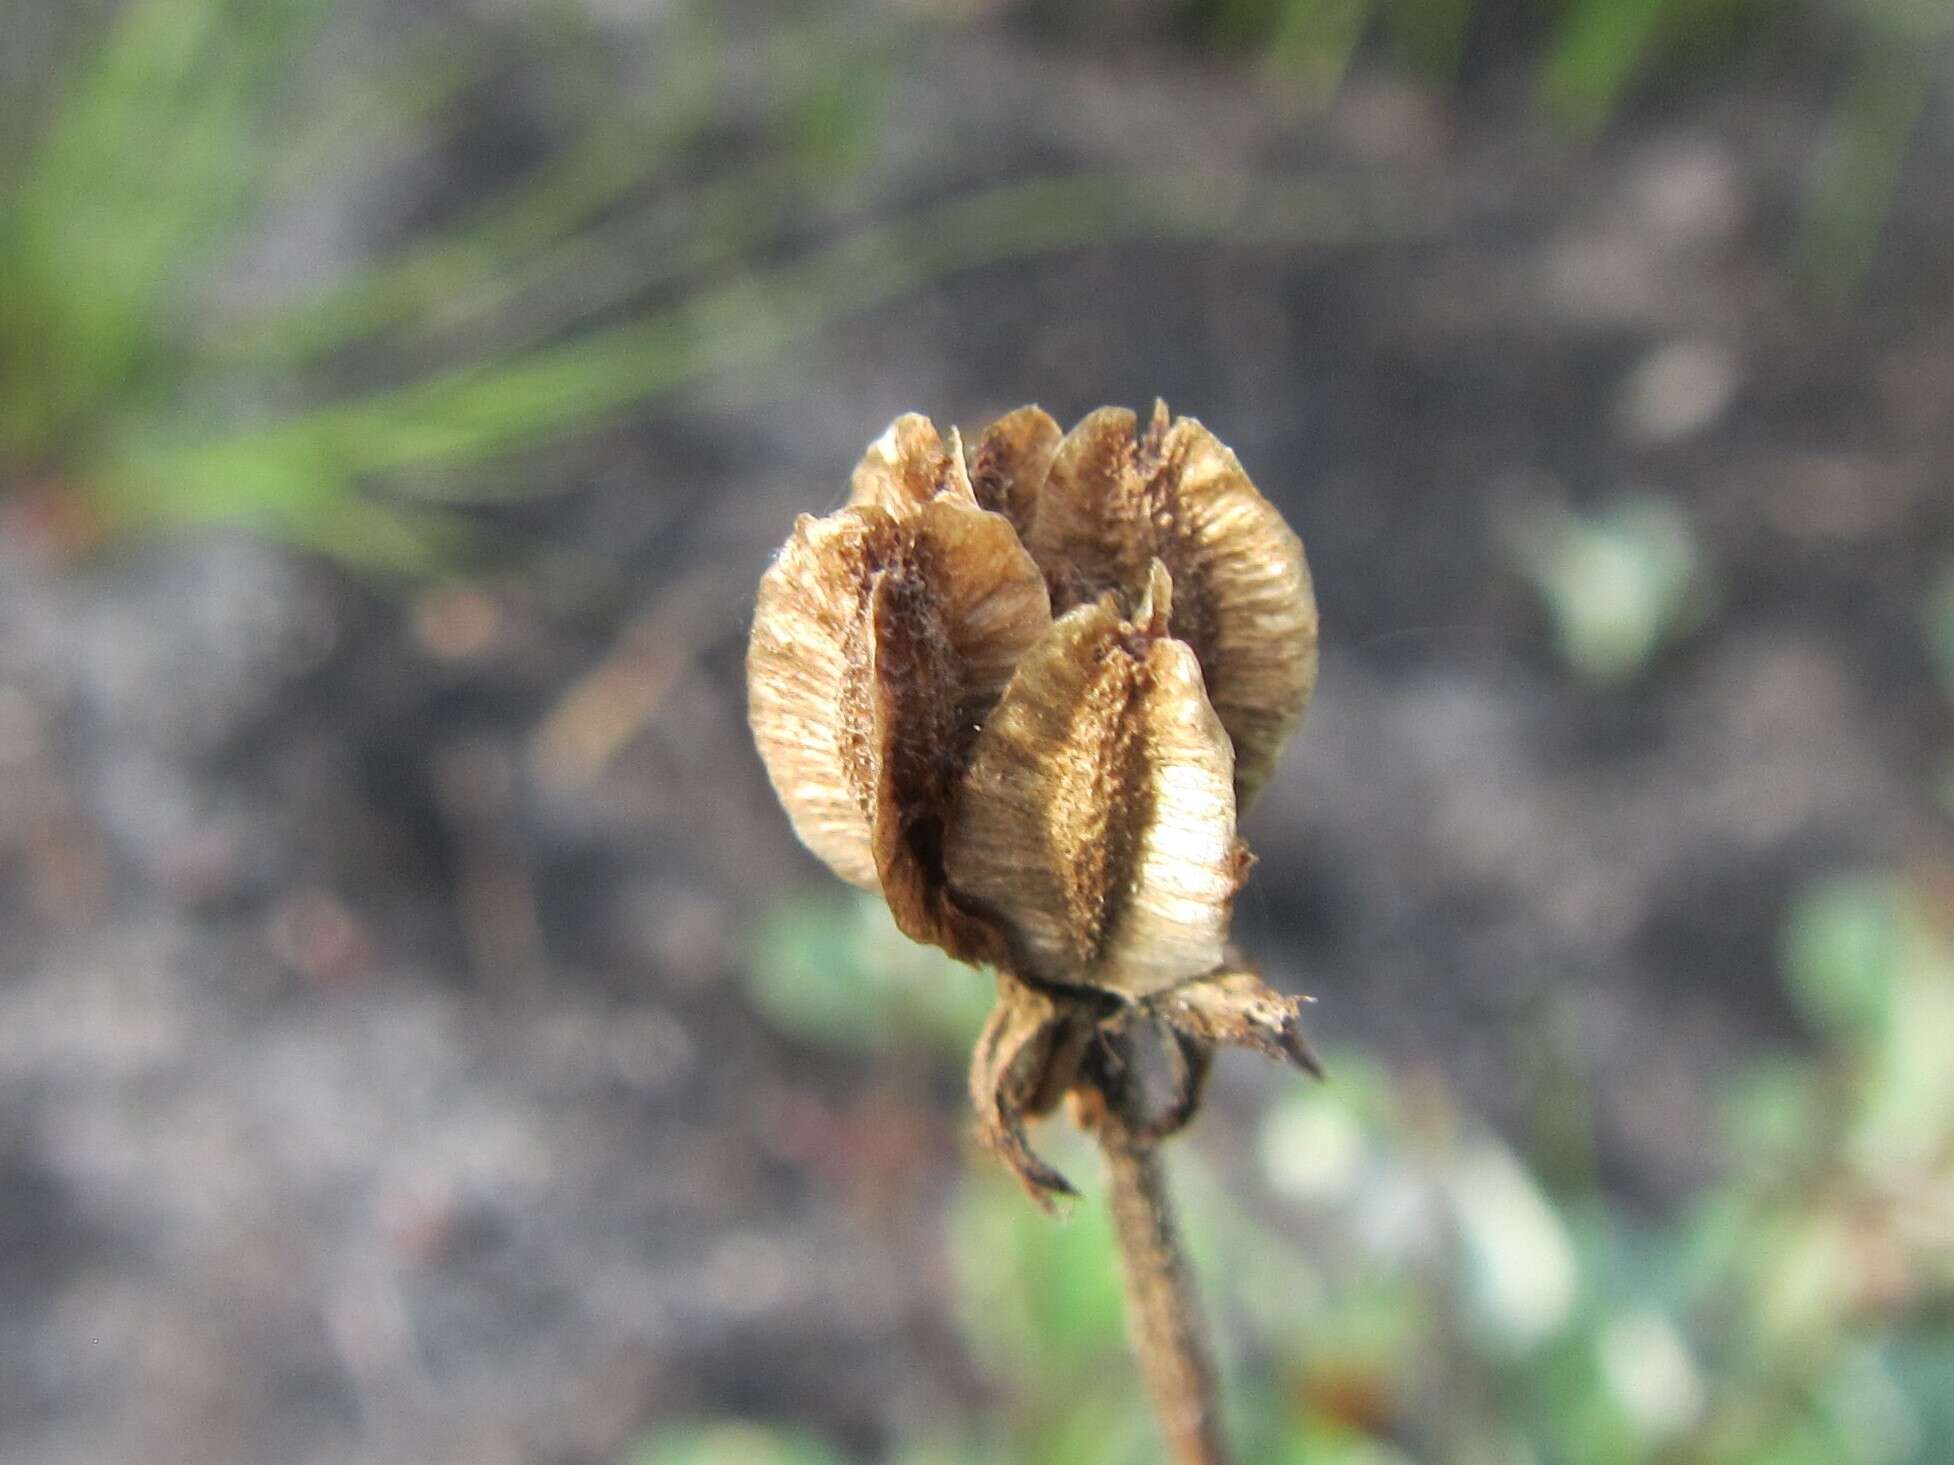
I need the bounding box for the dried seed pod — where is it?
[945,561,1248,996]
[965,405,1062,537]
[747,497,1050,956]
[1029,402,1318,809]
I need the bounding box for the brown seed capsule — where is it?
[747,496,1050,957]
[944,561,1247,996]
[1027,402,1318,809]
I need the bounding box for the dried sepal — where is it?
[969,972,1090,1207]
[1140,1024,1216,1144]
[944,562,1245,997]
[848,413,975,516]
[747,498,1050,956]
[1146,963,1323,1077]
[1028,401,1319,809]
[966,405,1062,537]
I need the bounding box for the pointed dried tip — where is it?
[1147,967,1324,1079]
[1132,558,1173,639]
[943,425,975,500]
[982,1113,1080,1212]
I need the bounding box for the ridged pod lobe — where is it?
[849,413,974,515]
[848,406,1063,541]
[945,562,1246,996]
[966,405,1062,537]
[747,497,1051,955]
[1028,402,1318,809]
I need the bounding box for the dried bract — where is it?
[1027,401,1318,809]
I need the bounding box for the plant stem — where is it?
[1096,1097,1228,1465]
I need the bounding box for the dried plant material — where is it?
[1146,964,1323,1077]
[945,561,1246,996]
[968,971,1097,1205]
[751,403,1326,1465]
[747,498,1049,954]
[848,413,974,515]
[966,405,1062,536]
[1135,1023,1216,1145]
[1084,1036,1229,1465]
[1028,401,1318,809]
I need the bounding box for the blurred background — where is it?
[3,1,1953,1462]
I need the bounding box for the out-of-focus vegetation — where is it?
[1511,496,1713,684]
[1196,0,1773,123]
[0,0,904,568]
[1193,0,1948,291]
[666,869,1954,1463]
[0,0,1393,573]
[745,892,994,1058]
[5,0,1943,572]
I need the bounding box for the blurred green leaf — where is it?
[1753,1208,1855,1351]
[949,1155,1129,1387]
[1537,0,1670,135]
[1263,0,1374,103]
[1513,496,1711,684]
[1812,1343,1923,1465]
[887,1442,1014,1465]
[1,0,318,456]
[1259,1080,1373,1205]
[744,890,993,1056]
[1447,1137,1580,1353]
[1780,873,1903,1042]
[1849,904,1954,1174]
[1597,1309,1707,1448]
[626,1421,852,1465]
[1279,1418,1420,1465]
[1377,0,1471,77]
[1716,1054,1830,1185]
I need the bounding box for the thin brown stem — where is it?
[1095,1092,1228,1465]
